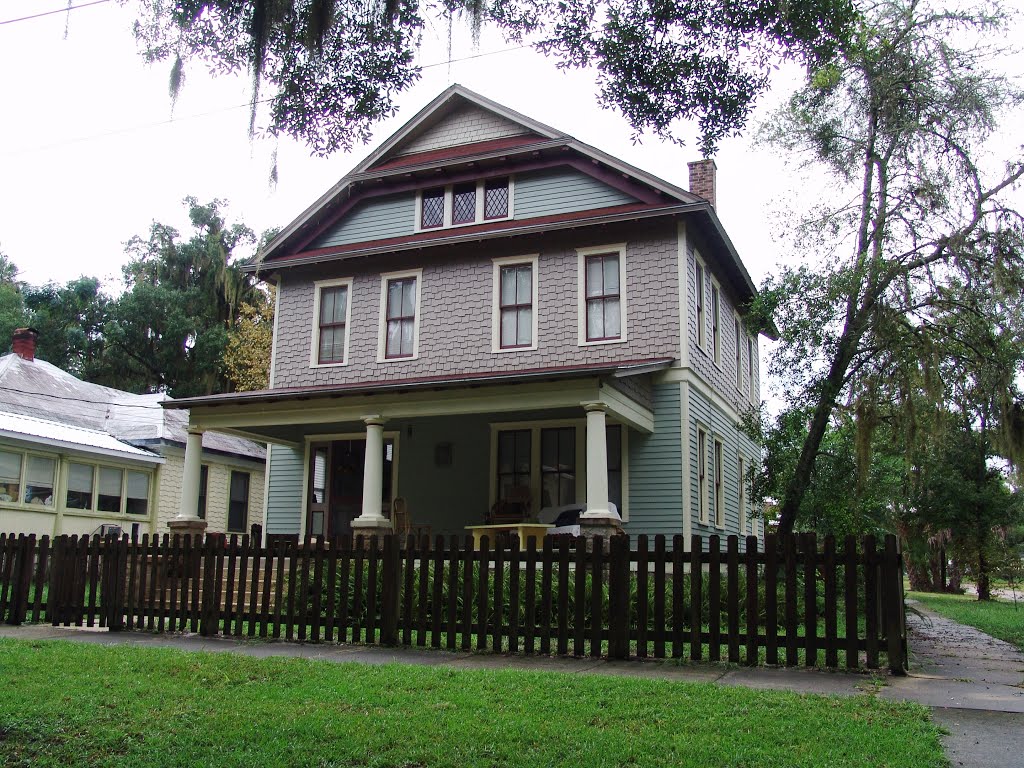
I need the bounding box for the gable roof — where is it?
[252,85,762,308]
[0,354,265,462]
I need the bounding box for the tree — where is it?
[0,249,27,353]
[104,198,261,396]
[756,0,1024,534]
[126,0,857,155]
[223,287,274,391]
[22,278,109,380]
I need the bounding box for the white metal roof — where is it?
[0,410,163,463]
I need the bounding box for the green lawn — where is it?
[0,639,944,768]
[909,591,1024,652]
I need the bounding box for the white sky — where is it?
[0,0,801,292]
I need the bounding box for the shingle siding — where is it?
[397,104,529,155]
[274,222,680,388]
[686,246,760,414]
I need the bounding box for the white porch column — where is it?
[170,428,208,537]
[581,402,615,520]
[352,416,389,529]
[177,429,204,521]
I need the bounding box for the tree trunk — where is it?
[976,552,991,601]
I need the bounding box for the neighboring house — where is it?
[0,329,266,538]
[165,85,767,544]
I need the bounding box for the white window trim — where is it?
[377,268,423,363]
[310,277,354,368]
[733,312,743,392]
[748,334,757,404]
[694,253,707,352]
[488,418,629,522]
[413,178,515,234]
[713,436,725,529]
[0,448,58,510]
[696,425,709,525]
[738,453,747,535]
[491,254,539,353]
[576,242,628,347]
[710,279,722,369]
[61,458,154,520]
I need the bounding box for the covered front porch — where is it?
[163,363,663,543]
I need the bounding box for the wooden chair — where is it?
[488,486,532,524]
[392,497,411,536]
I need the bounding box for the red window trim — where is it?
[584,253,622,342]
[420,188,445,229]
[498,263,533,350]
[385,277,417,360]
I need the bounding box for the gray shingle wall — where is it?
[397,104,529,155]
[272,223,680,387]
[686,246,760,414]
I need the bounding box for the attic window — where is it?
[421,188,445,229]
[416,177,512,231]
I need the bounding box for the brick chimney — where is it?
[12,328,38,362]
[688,158,717,208]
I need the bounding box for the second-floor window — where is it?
[312,278,352,367]
[379,270,422,361]
[578,244,626,345]
[748,336,756,398]
[493,256,538,351]
[695,261,706,349]
[734,317,742,389]
[421,187,445,229]
[711,284,721,365]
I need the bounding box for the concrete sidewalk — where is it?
[4,606,1023,767]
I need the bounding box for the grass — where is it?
[909,591,1024,652]
[0,639,944,768]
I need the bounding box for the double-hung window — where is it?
[496,429,532,506]
[711,284,721,365]
[492,255,538,352]
[714,438,724,527]
[697,428,708,524]
[578,244,626,345]
[417,177,512,230]
[695,261,706,349]
[734,317,742,389]
[747,336,756,399]
[541,427,576,507]
[313,279,351,366]
[228,471,250,533]
[378,270,422,361]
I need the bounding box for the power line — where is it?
[1,44,529,156]
[0,383,165,410]
[0,0,111,26]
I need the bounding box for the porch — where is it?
[163,362,667,542]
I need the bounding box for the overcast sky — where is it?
[0,0,810,293]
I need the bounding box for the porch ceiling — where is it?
[166,361,667,445]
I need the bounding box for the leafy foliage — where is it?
[22,278,109,381]
[757,0,1024,534]
[125,0,857,155]
[103,198,262,396]
[223,286,274,391]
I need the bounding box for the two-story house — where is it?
[164,85,767,545]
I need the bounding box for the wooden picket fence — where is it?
[0,529,908,673]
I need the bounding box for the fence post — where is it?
[379,534,401,645]
[200,535,218,637]
[883,534,907,675]
[7,534,35,625]
[107,535,129,632]
[608,535,630,660]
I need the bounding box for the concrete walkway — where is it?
[3,605,1023,767]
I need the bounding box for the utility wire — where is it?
[1,44,529,157]
[0,384,166,409]
[0,0,111,26]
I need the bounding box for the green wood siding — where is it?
[623,383,683,538]
[313,194,416,249]
[264,444,305,535]
[515,168,637,220]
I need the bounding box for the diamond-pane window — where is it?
[452,183,476,224]
[421,188,444,229]
[485,178,509,219]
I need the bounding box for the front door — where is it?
[307,438,396,539]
